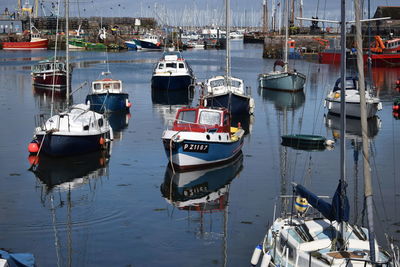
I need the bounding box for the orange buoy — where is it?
[237,122,241,129]
[28,142,39,153]
[127,102,132,108]
[396,79,400,85]
[99,137,105,145]
[28,155,39,165]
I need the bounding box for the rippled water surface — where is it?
[0,42,399,266]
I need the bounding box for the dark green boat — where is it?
[281,134,327,151]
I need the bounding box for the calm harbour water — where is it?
[0,42,399,266]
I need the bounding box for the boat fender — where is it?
[99,137,105,145]
[250,244,262,266]
[325,139,335,146]
[260,251,271,267]
[86,100,90,106]
[28,141,40,154]
[295,197,309,213]
[28,155,39,165]
[126,99,132,108]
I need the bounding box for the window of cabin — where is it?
[199,111,221,125]
[229,79,242,88]
[177,110,196,124]
[166,62,177,68]
[113,83,120,90]
[223,113,229,126]
[158,63,164,69]
[210,79,225,88]
[179,63,185,69]
[103,83,111,90]
[94,83,102,90]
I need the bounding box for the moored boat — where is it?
[325,76,382,118]
[31,57,72,91]
[86,73,131,113]
[259,60,306,92]
[132,34,162,50]
[281,134,328,150]
[161,105,244,171]
[151,51,195,92]
[28,104,113,157]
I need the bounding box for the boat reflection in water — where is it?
[325,113,381,141]
[160,153,243,240]
[29,149,110,192]
[151,86,194,105]
[258,87,305,111]
[106,111,130,140]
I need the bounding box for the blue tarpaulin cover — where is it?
[0,250,35,267]
[294,180,349,222]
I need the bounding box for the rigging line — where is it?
[51,0,62,118]
[369,140,389,223]
[392,116,399,217]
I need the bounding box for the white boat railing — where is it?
[166,119,221,133]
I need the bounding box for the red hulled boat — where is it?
[31,58,71,92]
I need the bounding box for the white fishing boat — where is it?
[325,77,382,118]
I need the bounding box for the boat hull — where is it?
[132,39,161,50]
[151,75,194,92]
[2,39,48,50]
[151,87,193,105]
[319,51,400,67]
[325,99,380,118]
[86,93,130,113]
[204,93,251,116]
[162,134,243,171]
[281,134,326,151]
[35,133,108,157]
[125,41,137,50]
[259,72,306,92]
[32,73,69,91]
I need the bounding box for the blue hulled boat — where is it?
[86,74,131,113]
[29,104,113,157]
[124,40,138,50]
[151,51,195,92]
[161,105,244,171]
[132,34,162,50]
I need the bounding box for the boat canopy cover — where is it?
[294,180,349,222]
[273,60,285,71]
[0,250,35,267]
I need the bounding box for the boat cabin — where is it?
[32,59,67,74]
[91,78,123,94]
[333,77,358,92]
[206,75,244,95]
[172,107,230,133]
[154,52,191,75]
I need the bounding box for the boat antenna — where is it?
[338,0,347,250]
[354,0,376,261]
[66,0,70,107]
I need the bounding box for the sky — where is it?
[0,0,398,27]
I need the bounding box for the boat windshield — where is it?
[166,62,177,68]
[210,78,225,88]
[228,79,241,88]
[177,110,196,124]
[199,111,221,126]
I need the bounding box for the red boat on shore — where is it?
[2,31,48,50]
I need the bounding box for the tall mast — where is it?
[66,0,70,106]
[225,0,231,81]
[354,0,376,261]
[339,0,346,246]
[283,0,289,72]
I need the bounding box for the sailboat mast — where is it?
[283,0,288,72]
[66,0,70,106]
[339,0,346,245]
[354,0,376,262]
[225,0,231,81]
